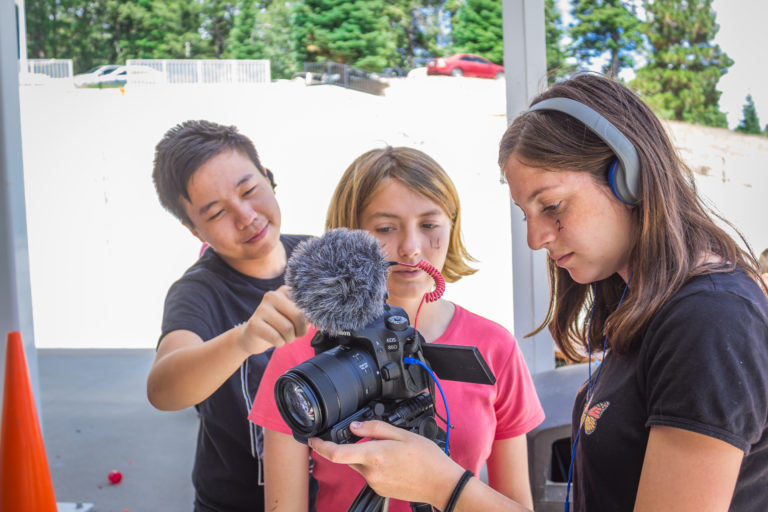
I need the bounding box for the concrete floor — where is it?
[39,349,198,512]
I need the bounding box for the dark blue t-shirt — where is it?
[161,234,310,512]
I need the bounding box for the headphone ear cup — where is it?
[607,158,633,205]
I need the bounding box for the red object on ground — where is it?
[0,331,59,512]
[108,470,123,484]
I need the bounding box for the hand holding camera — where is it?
[273,228,495,512]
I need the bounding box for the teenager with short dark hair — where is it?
[147,120,311,512]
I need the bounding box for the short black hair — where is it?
[152,120,274,226]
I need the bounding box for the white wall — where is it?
[19,79,514,348]
[18,80,768,349]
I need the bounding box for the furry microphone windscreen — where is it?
[285,228,390,334]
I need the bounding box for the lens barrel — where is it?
[275,345,381,437]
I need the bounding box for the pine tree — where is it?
[148,0,208,58]
[735,95,762,135]
[227,0,264,59]
[257,1,301,78]
[107,0,158,61]
[404,1,460,63]
[294,0,398,71]
[383,0,448,69]
[545,0,572,84]
[631,0,732,128]
[26,0,116,72]
[569,0,643,79]
[202,0,238,58]
[451,0,503,64]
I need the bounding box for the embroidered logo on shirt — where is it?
[580,401,610,435]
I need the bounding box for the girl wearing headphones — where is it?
[309,73,768,512]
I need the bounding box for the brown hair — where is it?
[326,146,476,283]
[498,73,763,361]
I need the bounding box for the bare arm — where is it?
[634,426,743,511]
[264,428,310,512]
[147,286,307,410]
[486,435,533,509]
[309,420,531,512]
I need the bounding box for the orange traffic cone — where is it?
[0,331,57,511]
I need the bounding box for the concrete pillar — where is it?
[1,0,39,410]
[501,0,555,374]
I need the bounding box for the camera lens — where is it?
[280,380,317,430]
[275,345,381,438]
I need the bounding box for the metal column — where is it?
[501,0,555,374]
[1,0,39,411]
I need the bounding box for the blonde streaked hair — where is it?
[326,146,476,283]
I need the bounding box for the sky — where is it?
[556,0,767,129]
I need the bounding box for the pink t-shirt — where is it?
[249,304,544,512]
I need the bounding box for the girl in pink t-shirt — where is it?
[249,146,543,512]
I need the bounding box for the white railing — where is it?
[19,59,73,85]
[126,59,271,85]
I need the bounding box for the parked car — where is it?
[100,65,166,87]
[72,64,121,87]
[426,53,504,79]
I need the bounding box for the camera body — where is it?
[275,304,441,445]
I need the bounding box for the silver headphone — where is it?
[528,97,640,205]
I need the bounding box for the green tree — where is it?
[256,1,301,78]
[403,1,460,63]
[202,0,238,58]
[105,0,158,62]
[631,0,732,128]
[149,0,209,58]
[26,0,115,73]
[227,0,264,59]
[569,0,643,79]
[451,0,503,64]
[735,95,762,135]
[387,1,461,66]
[545,0,572,84]
[294,0,398,71]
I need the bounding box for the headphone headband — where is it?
[528,97,640,205]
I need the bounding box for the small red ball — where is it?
[107,470,123,484]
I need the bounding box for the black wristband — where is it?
[443,469,473,512]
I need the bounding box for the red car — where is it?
[426,53,504,79]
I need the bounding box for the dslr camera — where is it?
[274,303,495,446]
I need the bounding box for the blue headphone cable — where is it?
[564,274,631,512]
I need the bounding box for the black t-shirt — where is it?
[571,269,768,511]
[160,234,310,512]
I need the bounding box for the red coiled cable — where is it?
[395,260,446,329]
